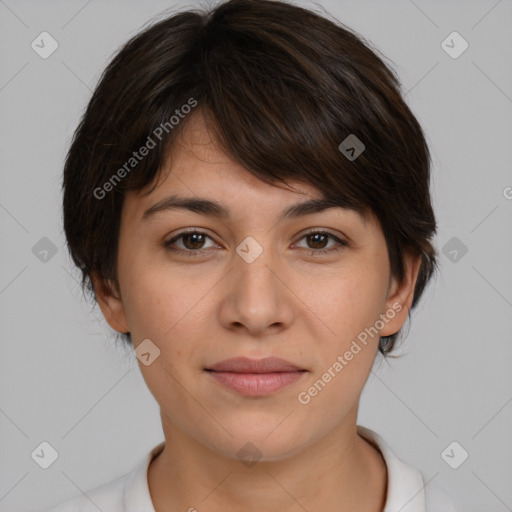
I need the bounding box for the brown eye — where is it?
[295,230,348,255]
[180,232,207,250]
[164,230,217,254]
[306,232,329,249]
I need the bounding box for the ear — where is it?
[90,272,129,334]
[380,251,422,337]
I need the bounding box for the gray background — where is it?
[1,0,511,510]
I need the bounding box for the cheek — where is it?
[120,276,172,341]
[117,242,180,338]
[118,255,219,350]
[294,271,386,423]
[119,267,207,413]
[294,264,387,397]
[304,261,389,349]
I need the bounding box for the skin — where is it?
[93,111,421,512]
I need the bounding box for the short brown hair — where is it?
[62,0,438,356]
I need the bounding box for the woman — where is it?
[50,0,457,510]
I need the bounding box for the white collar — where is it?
[357,426,426,512]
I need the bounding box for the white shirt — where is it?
[44,426,457,512]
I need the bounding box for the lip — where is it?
[207,356,303,373]
[205,357,307,397]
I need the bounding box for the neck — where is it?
[147,409,387,512]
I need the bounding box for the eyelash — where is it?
[164,229,348,258]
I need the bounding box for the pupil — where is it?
[309,233,327,249]
[185,233,204,250]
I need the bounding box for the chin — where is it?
[200,420,314,464]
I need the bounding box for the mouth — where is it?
[205,357,307,397]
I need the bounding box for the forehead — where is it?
[169,112,319,194]
[125,111,325,211]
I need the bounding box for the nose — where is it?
[218,244,295,337]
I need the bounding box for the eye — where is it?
[164,229,348,258]
[164,230,218,256]
[294,230,348,255]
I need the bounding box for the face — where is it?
[94,112,420,461]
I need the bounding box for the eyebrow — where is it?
[142,194,363,223]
